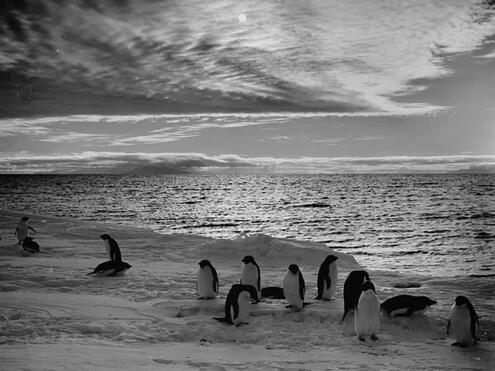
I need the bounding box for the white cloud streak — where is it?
[1,152,494,174]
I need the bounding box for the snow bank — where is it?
[200,232,358,269]
[1,209,494,371]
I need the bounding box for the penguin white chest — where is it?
[231,291,251,326]
[449,305,476,345]
[241,264,259,291]
[197,267,216,298]
[283,273,303,309]
[104,240,111,259]
[354,290,380,337]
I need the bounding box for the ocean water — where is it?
[1,173,494,278]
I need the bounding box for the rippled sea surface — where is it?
[1,174,494,277]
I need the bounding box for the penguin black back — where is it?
[199,259,219,293]
[100,234,122,262]
[316,255,337,300]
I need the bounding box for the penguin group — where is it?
[10,216,482,346]
[14,216,40,255]
[201,254,481,347]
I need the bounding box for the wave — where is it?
[291,202,332,208]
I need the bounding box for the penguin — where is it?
[354,280,380,342]
[261,286,285,299]
[240,255,261,297]
[214,284,258,326]
[283,264,306,311]
[447,295,479,347]
[342,270,370,321]
[88,234,131,276]
[315,255,338,300]
[100,234,121,262]
[22,236,40,253]
[197,259,219,299]
[87,260,132,276]
[14,216,36,244]
[381,295,437,317]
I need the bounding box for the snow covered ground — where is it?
[1,210,493,370]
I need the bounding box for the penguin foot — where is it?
[451,342,468,348]
[371,334,379,341]
[358,336,365,342]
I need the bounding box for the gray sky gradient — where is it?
[1,0,494,173]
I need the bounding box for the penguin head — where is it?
[241,255,255,264]
[24,236,34,241]
[100,234,111,241]
[21,216,30,222]
[199,259,211,268]
[362,280,376,292]
[324,255,338,264]
[288,264,300,274]
[455,295,470,307]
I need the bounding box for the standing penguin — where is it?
[354,280,380,342]
[342,270,370,321]
[240,255,261,297]
[315,255,338,300]
[197,259,219,299]
[283,264,306,311]
[214,284,257,326]
[100,234,121,262]
[447,296,479,347]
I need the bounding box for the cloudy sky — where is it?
[1,0,494,173]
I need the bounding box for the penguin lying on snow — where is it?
[342,270,370,321]
[197,259,219,299]
[87,260,132,276]
[261,286,285,299]
[447,295,479,347]
[22,236,40,253]
[315,255,338,301]
[354,280,380,342]
[214,284,259,326]
[381,295,437,317]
